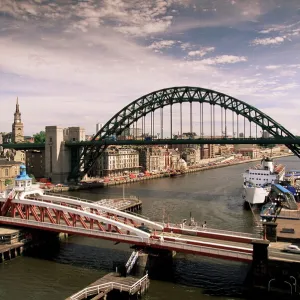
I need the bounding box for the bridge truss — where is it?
[0,191,253,262]
[65,86,299,180]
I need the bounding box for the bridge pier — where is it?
[263,222,277,242]
[134,248,175,280]
[250,239,270,290]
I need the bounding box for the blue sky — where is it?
[0,0,300,135]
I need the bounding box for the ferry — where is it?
[242,157,285,205]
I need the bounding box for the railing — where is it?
[69,274,149,300]
[0,216,144,243]
[273,210,300,220]
[126,251,139,274]
[165,223,259,239]
[124,210,150,220]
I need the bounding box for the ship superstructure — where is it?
[242,157,285,205]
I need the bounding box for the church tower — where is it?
[12,97,24,143]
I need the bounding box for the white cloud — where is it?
[254,20,300,46]
[251,36,286,46]
[265,65,281,70]
[200,55,247,65]
[273,83,298,91]
[180,42,193,50]
[188,47,215,57]
[0,0,300,136]
[148,40,177,51]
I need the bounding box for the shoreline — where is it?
[48,153,294,193]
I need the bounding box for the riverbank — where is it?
[48,153,293,193]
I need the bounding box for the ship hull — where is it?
[243,186,269,205]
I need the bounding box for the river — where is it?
[0,155,299,300]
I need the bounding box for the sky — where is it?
[0,0,300,136]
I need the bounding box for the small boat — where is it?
[170,170,183,177]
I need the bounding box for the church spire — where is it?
[14,97,21,123]
[16,97,20,113]
[12,96,24,143]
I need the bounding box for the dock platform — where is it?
[0,227,26,263]
[94,196,142,212]
[67,272,149,300]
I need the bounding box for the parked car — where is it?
[283,245,300,254]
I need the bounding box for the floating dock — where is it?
[67,272,149,300]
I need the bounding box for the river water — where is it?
[0,155,299,300]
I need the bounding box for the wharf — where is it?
[0,227,26,263]
[94,197,142,212]
[67,272,149,300]
[47,153,293,193]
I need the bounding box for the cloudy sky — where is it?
[1,0,300,136]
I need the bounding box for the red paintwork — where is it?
[0,220,251,263]
[163,228,253,244]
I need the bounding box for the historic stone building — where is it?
[93,147,140,177]
[0,158,21,191]
[11,97,24,143]
[138,147,165,172]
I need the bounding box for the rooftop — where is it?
[0,159,21,166]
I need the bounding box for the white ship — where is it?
[242,157,285,205]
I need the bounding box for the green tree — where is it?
[5,179,12,186]
[33,131,46,143]
[29,174,36,183]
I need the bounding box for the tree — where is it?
[33,131,46,143]
[5,179,12,186]
[29,174,36,183]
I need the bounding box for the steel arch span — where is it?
[70,86,300,181]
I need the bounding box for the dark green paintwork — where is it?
[66,137,300,147]
[0,143,45,150]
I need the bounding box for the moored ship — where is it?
[242,157,285,205]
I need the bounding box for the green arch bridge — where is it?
[1,86,299,181]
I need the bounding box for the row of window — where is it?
[249,178,274,182]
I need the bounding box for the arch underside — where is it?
[70,86,300,181]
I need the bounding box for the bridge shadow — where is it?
[23,235,273,299]
[24,237,132,273]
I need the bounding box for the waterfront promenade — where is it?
[47,153,293,193]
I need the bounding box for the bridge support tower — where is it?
[45,126,85,183]
[250,239,270,291]
[134,248,175,279]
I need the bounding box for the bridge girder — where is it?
[69,86,300,181]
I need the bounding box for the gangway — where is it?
[272,184,298,210]
[126,251,139,275]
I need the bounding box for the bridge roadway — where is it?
[1,137,300,150]
[1,193,299,263]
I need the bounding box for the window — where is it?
[5,169,8,176]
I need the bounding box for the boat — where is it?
[242,157,285,205]
[170,170,183,177]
